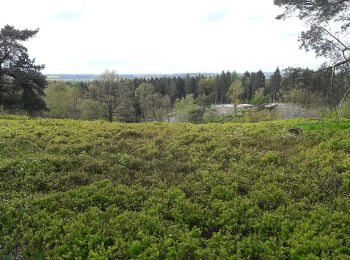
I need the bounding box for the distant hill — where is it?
[46,72,273,81]
[263,72,273,79]
[46,74,98,81]
[46,73,217,82]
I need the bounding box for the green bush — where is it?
[340,98,350,119]
[242,108,280,123]
[0,116,349,258]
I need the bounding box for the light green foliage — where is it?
[228,79,244,116]
[228,80,244,105]
[251,88,267,106]
[198,77,215,106]
[45,81,82,118]
[173,94,204,123]
[283,88,319,108]
[0,117,350,258]
[136,83,170,122]
[340,98,350,119]
[198,77,214,97]
[163,95,172,122]
[282,88,307,105]
[151,93,171,122]
[203,109,235,123]
[135,82,155,121]
[78,99,100,120]
[282,88,324,111]
[242,108,281,123]
[88,70,135,122]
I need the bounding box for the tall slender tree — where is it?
[269,67,282,102]
[228,79,244,116]
[242,72,252,102]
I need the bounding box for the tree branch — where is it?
[316,26,349,50]
[339,81,350,109]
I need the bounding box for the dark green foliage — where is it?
[267,67,282,102]
[0,25,47,114]
[0,117,350,258]
[274,0,350,63]
[238,71,266,104]
[242,71,252,101]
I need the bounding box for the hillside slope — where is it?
[0,117,350,258]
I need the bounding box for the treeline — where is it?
[131,70,266,104]
[42,67,350,122]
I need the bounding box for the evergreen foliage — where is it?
[268,67,282,102]
[275,0,350,63]
[0,25,46,114]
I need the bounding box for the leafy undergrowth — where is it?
[0,117,350,259]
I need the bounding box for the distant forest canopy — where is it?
[1,20,349,123]
[2,0,350,121]
[46,73,220,81]
[40,67,350,123]
[46,72,275,82]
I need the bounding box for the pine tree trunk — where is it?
[108,106,113,122]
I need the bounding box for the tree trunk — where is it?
[108,106,113,122]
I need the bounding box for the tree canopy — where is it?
[89,70,135,122]
[274,0,350,64]
[0,25,46,114]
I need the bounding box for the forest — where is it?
[0,14,350,124]
[39,67,350,123]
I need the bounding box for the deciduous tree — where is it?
[136,82,170,122]
[45,81,79,118]
[251,88,267,106]
[228,79,244,116]
[88,70,135,122]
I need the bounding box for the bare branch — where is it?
[339,80,350,109]
[316,26,349,50]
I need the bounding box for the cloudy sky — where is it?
[1,0,324,74]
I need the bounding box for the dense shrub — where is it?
[0,117,350,258]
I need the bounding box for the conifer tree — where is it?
[0,25,46,114]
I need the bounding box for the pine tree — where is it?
[269,67,282,102]
[0,25,47,114]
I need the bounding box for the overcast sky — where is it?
[1,0,325,74]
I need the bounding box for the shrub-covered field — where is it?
[0,116,350,259]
